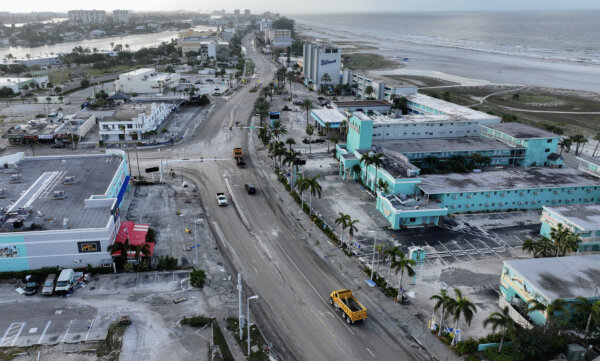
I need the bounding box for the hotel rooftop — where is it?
[483,123,557,139]
[376,136,512,154]
[407,93,500,121]
[418,167,600,194]
[543,204,600,231]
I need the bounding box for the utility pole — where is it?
[247,295,259,356]
[135,143,141,178]
[238,274,244,340]
[371,231,377,281]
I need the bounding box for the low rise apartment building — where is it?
[99,103,172,142]
[342,69,418,101]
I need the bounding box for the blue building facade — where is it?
[540,204,600,252]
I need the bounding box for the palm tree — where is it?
[592,133,600,157]
[391,251,416,302]
[271,120,288,141]
[551,223,580,256]
[370,153,385,192]
[346,219,359,251]
[283,150,302,185]
[302,99,312,128]
[285,137,296,150]
[335,212,351,246]
[340,119,348,143]
[119,124,127,142]
[572,297,600,341]
[365,85,374,99]
[306,124,314,154]
[447,288,477,345]
[430,289,453,337]
[133,243,151,261]
[351,164,362,180]
[320,73,331,94]
[528,298,569,328]
[360,153,373,184]
[377,179,389,193]
[296,176,308,210]
[383,246,401,288]
[559,137,573,154]
[304,175,322,214]
[522,236,555,258]
[483,306,522,353]
[571,134,587,156]
[108,238,131,266]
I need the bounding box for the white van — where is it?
[55,269,75,294]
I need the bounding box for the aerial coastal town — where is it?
[0,7,599,361]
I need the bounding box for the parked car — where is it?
[24,275,40,295]
[51,141,65,148]
[293,100,303,106]
[244,183,256,194]
[42,274,57,296]
[55,268,75,294]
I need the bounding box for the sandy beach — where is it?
[297,23,600,93]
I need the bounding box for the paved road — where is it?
[134,35,446,361]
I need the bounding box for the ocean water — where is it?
[292,11,600,64]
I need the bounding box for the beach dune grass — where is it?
[342,53,398,70]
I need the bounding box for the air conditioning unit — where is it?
[465,204,470,208]
[520,192,525,196]
[568,190,573,194]
[518,201,523,205]
[552,200,557,204]
[554,190,559,194]
[585,198,591,202]
[534,192,539,195]
[485,203,490,207]
[9,174,22,184]
[486,194,491,198]
[452,196,458,199]
[451,205,456,209]
[63,176,75,185]
[500,193,505,197]
[499,202,504,206]
[466,195,472,199]
[0,189,5,198]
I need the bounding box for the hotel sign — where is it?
[320,59,337,66]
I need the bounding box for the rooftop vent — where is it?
[63,218,69,229]
[9,174,22,183]
[63,176,75,185]
[0,189,5,198]
[52,190,65,200]
[61,160,67,164]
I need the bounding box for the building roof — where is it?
[121,68,155,76]
[311,109,346,125]
[504,255,600,301]
[108,92,131,101]
[101,103,155,122]
[419,167,600,194]
[334,100,390,108]
[0,154,123,232]
[483,123,557,139]
[376,137,511,154]
[112,221,154,257]
[407,93,499,121]
[543,204,600,231]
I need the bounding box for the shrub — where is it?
[123,263,134,273]
[483,345,527,361]
[190,269,206,288]
[465,355,480,361]
[156,255,178,270]
[145,228,156,243]
[181,315,213,327]
[455,338,478,355]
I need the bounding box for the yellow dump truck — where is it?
[329,289,367,324]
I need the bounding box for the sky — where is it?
[3,0,600,13]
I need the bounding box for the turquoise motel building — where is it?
[540,204,600,252]
[336,111,600,229]
[500,255,600,326]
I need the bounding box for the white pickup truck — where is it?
[216,192,228,206]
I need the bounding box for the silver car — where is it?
[42,274,56,296]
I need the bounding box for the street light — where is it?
[247,295,259,356]
[370,230,377,281]
[193,219,202,267]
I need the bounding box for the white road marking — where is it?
[61,320,73,343]
[38,321,51,344]
[367,347,376,358]
[0,322,26,347]
[85,317,96,342]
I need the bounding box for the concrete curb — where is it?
[224,175,252,231]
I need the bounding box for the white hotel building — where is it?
[303,43,341,88]
[115,68,174,94]
[99,103,172,142]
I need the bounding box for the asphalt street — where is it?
[133,35,448,361]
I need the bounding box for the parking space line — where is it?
[85,317,96,342]
[38,321,51,344]
[61,320,73,343]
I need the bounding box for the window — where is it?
[409,218,416,222]
[545,148,550,152]
[547,139,552,143]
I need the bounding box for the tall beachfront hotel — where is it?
[303,43,341,88]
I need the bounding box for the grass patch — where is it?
[96,322,128,361]
[226,317,270,361]
[342,53,398,70]
[181,315,213,327]
[387,75,458,87]
[0,346,40,361]
[213,322,235,361]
